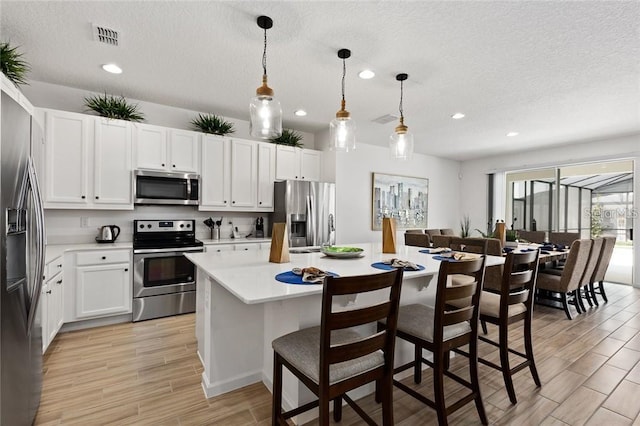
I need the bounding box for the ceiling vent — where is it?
[372,114,398,124]
[93,24,119,46]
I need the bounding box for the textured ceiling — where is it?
[2,1,639,160]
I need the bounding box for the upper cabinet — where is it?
[275,146,321,181]
[200,137,275,212]
[134,124,199,173]
[42,109,133,209]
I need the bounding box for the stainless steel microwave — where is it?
[134,170,199,205]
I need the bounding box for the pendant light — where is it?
[390,73,414,160]
[329,48,356,151]
[249,15,282,139]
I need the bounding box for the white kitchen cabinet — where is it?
[206,244,235,253]
[135,124,199,173]
[41,109,134,210]
[94,118,133,205]
[200,135,230,208]
[68,249,132,321]
[230,139,257,208]
[42,256,64,353]
[44,110,90,205]
[275,146,322,181]
[257,142,276,208]
[200,137,275,212]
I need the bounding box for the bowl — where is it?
[321,246,364,258]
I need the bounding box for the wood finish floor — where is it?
[35,282,640,425]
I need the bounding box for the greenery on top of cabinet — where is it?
[191,113,235,136]
[269,129,303,148]
[0,42,30,86]
[84,93,145,122]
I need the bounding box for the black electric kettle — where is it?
[96,225,121,243]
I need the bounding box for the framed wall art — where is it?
[371,172,428,230]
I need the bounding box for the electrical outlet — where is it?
[80,217,90,228]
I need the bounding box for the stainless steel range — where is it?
[132,219,203,322]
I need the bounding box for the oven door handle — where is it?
[133,246,204,255]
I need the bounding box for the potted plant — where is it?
[460,214,471,237]
[269,129,303,148]
[84,93,145,122]
[505,229,519,248]
[0,42,30,86]
[191,113,235,136]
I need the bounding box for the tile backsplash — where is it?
[44,206,270,244]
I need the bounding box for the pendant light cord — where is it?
[262,27,268,76]
[399,80,404,119]
[341,57,346,102]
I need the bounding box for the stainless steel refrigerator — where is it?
[1,90,46,425]
[272,180,336,247]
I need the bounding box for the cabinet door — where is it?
[200,136,230,208]
[44,110,90,204]
[94,119,133,206]
[76,263,131,318]
[135,124,167,170]
[257,142,276,209]
[46,275,63,345]
[41,283,50,352]
[275,145,300,180]
[234,243,261,252]
[52,275,64,336]
[169,130,199,172]
[230,139,257,208]
[206,244,235,253]
[300,149,321,181]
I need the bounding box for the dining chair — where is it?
[580,238,603,308]
[426,228,443,238]
[405,230,431,248]
[549,232,580,247]
[271,269,403,426]
[536,239,592,319]
[440,228,456,236]
[448,237,490,288]
[431,234,453,248]
[382,257,488,425]
[589,236,616,304]
[452,250,541,404]
[516,230,546,244]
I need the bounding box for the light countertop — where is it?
[186,242,505,305]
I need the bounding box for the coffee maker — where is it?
[255,217,264,238]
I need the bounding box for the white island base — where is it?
[188,243,503,423]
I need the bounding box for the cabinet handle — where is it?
[172,164,176,168]
[124,268,129,272]
[302,177,305,179]
[224,200,227,204]
[46,290,52,294]
[56,279,62,284]
[57,264,62,268]
[295,176,298,179]
[232,201,235,204]
[81,195,86,199]
[101,256,106,260]
[95,196,99,199]
[161,163,165,167]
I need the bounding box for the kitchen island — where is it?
[186,243,504,421]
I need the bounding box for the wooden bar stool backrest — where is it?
[499,250,540,314]
[449,237,489,254]
[320,269,404,397]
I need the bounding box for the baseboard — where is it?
[59,313,132,332]
[201,370,262,399]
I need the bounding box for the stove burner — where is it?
[133,219,202,250]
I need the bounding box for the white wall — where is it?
[460,133,640,287]
[326,142,462,244]
[22,80,316,149]
[45,207,267,245]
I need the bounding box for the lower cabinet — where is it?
[205,242,270,252]
[41,273,64,353]
[67,249,132,322]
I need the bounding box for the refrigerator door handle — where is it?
[306,195,315,247]
[23,157,46,334]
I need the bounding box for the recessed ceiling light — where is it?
[358,69,375,79]
[102,63,122,74]
[507,132,519,137]
[451,113,465,120]
[294,109,307,117]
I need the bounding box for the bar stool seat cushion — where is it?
[395,304,471,342]
[478,291,526,318]
[272,326,384,385]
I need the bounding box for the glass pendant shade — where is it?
[250,91,282,139]
[330,114,356,152]
[390,128,414,160]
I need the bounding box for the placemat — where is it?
[275,271,339,285]
[370,262,425,271]
[418,249,451,254]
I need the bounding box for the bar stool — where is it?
[271,269,403,425]
[383,257,488,425]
